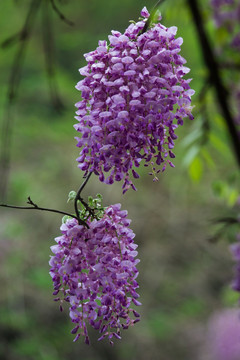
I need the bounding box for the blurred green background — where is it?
[0,0,239,359]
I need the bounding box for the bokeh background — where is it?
[0,0,239,359]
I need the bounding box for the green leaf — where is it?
[96,193,103,201]
[188,156,203,182]
[88,196,93,206]
[182,145,200,167]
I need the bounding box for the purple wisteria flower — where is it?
[210,0,240,43]
[230,233,240,292]
[230,197,240,293]
[74,7,194,193]
[49,203,140,345]
[202,309,240,360]
[210,0,240,128]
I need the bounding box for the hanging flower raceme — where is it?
[231,232,240,292]
[229,197,240,293]
[210,0,240,126]
[74,7,194,193]
[49,202,140,345]
[210,0,240,50]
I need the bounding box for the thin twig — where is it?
[42,0,64,112]
[49,0,74,26]
[0,196,89,226]
[74,173,93,224]
[6,0,41,103]
[0,0,41,201]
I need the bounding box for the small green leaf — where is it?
[88,196,93,206]
[96,193,103,200]
[67,190,76,203]
[81,269,89,274]
[62,215,71,224]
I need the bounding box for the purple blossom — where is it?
[141,6,150,18]
[202,309,240,360]
[230,196,240,293]
[230,233,240,292]
[75,7,194,193]
[49,204,140,344]
[210,0,240,47]
[210,0,240,131]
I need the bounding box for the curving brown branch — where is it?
[186,0,240,167]
[0,195,89,228]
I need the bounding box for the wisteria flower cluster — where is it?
[210,0,240,125]
[204,309,240,360]
[230,232,240,293]
[75,7,194,193]
[210,0,240,50]
[50,6,194,345]
[49,203,140,345]
[230,198,240,293]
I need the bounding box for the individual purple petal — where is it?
[141,6,150,18]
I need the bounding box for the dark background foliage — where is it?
[0,0,239,359]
